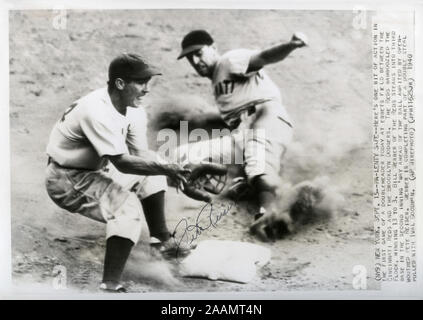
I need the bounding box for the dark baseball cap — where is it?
[108,53,161,83]
[177,30,214,60]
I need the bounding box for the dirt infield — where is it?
[10,10,377,293]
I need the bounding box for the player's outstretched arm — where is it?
[247,32,308,73]
[109,154,228,202]
[108,153,190,188]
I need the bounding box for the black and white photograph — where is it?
[2,1,420,299]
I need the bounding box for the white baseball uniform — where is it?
[45,87,167,244]
[213,49,293,178]
[212,49,292,128]
[176,49,293,180]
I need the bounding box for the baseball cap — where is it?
[108,53,161,83]
[177,30,214,60]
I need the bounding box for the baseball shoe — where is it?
[99,282,127,293]
[150,236,193,260]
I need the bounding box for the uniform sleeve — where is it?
[80,110,128,157]
[126,108,149,156]
[224,49,259,77]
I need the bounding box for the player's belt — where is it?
[226,104,258,129]
[47,157,96,171]
[225,99,268,121]
[225,101,293,129]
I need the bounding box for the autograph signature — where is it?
[172,201,235,259]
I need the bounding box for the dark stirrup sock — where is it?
[102,236,134,284]
[251,175,277,211]
[141,191,171,242]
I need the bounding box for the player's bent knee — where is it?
[105,193,143,244]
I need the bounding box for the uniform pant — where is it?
[45,162,167,244]
[174,100,293,180]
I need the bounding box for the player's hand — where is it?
[163,164,191,190]
[249,211,294,242]
[185,161,227,182]
[291,32,308,48]
[180,161,228,202]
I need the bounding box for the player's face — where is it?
[187,45,218,78]
[122,78,151,108]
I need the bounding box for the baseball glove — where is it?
[180,162,228,202]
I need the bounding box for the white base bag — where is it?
[179,240,271,283]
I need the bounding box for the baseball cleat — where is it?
[292,32,309,47]
[99,282,127,293]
